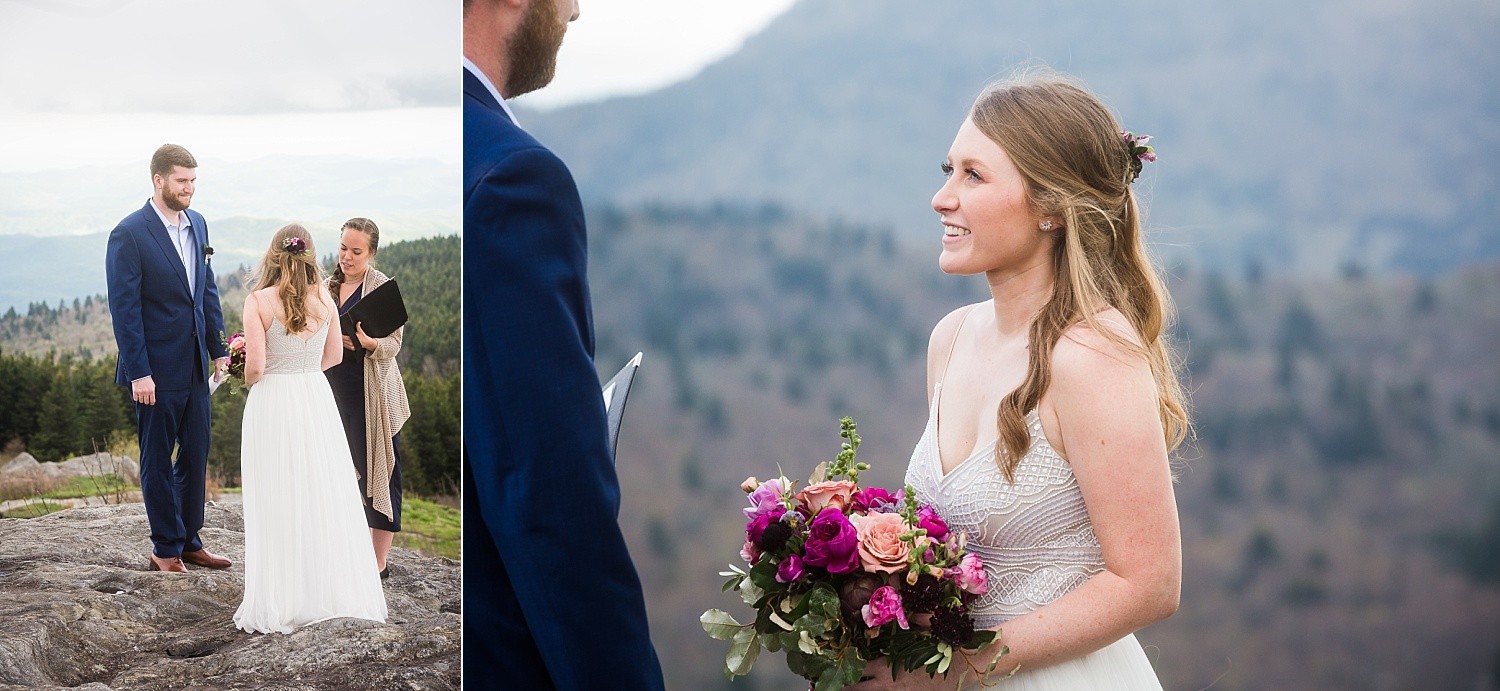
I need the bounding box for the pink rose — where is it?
[852,511,912,574]
[795,480,857,514]
[952,552,988,595]
[861,585,909,629]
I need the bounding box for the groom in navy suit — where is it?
[463,0,664,688]
[106,144,233,574]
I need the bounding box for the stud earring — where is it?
[1040,220,1055,231]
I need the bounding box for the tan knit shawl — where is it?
[353,268,410,522]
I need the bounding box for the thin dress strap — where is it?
[938,304,980,388]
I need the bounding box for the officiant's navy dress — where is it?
[327,283,403,532]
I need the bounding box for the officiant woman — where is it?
[326,217,410,579]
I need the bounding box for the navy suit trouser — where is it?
[135,366,210,558]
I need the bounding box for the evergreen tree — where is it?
[32,364,82,460]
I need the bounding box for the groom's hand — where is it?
[214,357,230,381]
[131,376,157,406]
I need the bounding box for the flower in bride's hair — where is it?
[281,236,309,256]
[1120,129,1158,182]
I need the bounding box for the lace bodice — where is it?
[263,317,329,375]
[904,383,1103,629]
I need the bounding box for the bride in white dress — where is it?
[233,224,388,634]
[852,73,1189,689]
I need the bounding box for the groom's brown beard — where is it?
[162,191,191,212]
[504,0,567,98]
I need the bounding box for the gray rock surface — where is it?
[0,502,460,690]
[0,452,140,484]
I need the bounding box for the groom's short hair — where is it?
[150,144,198,177]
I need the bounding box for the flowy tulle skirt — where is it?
[233,371,387,634]
[973,634,1162,691]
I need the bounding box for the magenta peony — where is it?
[801,507,860,575]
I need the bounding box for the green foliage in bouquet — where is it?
[701,417,1010,690]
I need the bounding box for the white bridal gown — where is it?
[234,317,387,634]
[904,382,1164,690]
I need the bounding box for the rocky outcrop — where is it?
[0,502,460,690]
[0,452,140,484]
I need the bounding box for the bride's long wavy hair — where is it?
[248,223,326,333]
[970,73,1190,481]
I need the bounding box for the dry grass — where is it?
[0,475,62,503]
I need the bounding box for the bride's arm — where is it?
[320,291,343,371]
[972,320,1181,675]
[242,294,267,388]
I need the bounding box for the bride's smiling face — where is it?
[932,117,1054,276]
[338,228,374,280]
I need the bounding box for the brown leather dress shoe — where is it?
[180,548,232,569]
[148,554,188,573]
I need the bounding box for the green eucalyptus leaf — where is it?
[740,579,765,605]
[797,630,821,655]
[700,609,743,640]
[727,627,760,676]
[806,584,841,619]
[815,665,845,691]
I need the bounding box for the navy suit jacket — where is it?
[461,68,665,689]
[106,201,228,390]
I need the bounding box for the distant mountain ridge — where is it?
[523,0,1500,275]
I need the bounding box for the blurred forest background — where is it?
[518,1,1499,689]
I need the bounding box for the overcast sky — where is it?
[0,0,795,172]
[514,0,798,110]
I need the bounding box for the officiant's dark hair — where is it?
[149,144,196,177]
[251,224,325,334]
[329,217,381,288]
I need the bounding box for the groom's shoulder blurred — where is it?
[464,108,578,205]
[465,97,541,158]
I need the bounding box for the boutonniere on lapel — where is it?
[203,245,214,258]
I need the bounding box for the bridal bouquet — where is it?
[218,331,247,393]
[701,418,1008,690]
